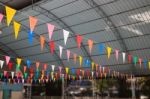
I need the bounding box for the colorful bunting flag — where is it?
[5,6,16,26]
[17,58,22,67]
[67,50,70,61]
[59,45,63,58]
[40,35,45,51]
[0,13,4,23]
[47,23,55,40]
[8,62,13,70]
[28,30,34,44]
[107,47,112,59]
[79,56,82,67]
[149,62,150,69]
[24,66,27,73]
[58,66,62,74]
[13,21,21,39]
[51,65,55,72]
[122,52,126,63]
[73,53,77,63]
[0,60,4,69]
[36,62,40,70]
[65,67,69,74]
[143,60,147,68]
[27,59,31,68]
[99,43,104,55]
[138,58,142,68]
[49,40,55,54]
[133,56,138,65]
[91,62,94,71]
[44,64,47,71]
[88,39,93,54]
[29,16,38,32]
[11,72,14,79]
[5,56,10,65]
[76,35,82,49]
[115,49,119,61]
[63,29,69,45]
[128,54,132,63]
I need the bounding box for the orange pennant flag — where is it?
[107,47,112,59]
[40,35,45,51]
[91,62,94,71]
[24,66,27,73]
[74,53,77,63]
[29,16,38,32]
[5,6,16,26]
[88,39,93,54]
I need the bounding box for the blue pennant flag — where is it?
[143,60,147,68]
[99,43,105,55]
[27,59,31,68]
[72,68,75,75]
[28,30,34,44]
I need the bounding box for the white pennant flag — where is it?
[92,71,94,78]
[51,65,55,72]
[0,60,4,69]
[63,29,69,45]
[59,45,63,58]
[11,72,14,79]
[122,52,126,63]
[22,79,24,83]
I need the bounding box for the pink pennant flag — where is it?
[5,56,10,65]
[29,16,38,32]
[4,71,7,76]
[88,39,93,54]
[67,50,70,61]
[139,58,142,68]
[58,66,62,74]
[47,23,55,40]
[115,49,119,61]
[0,13,4,23]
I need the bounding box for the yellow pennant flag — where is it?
[79,56,82,67]
[5,6,16,26]
[148,62,150,69]
[14,21,21,39]
[65,67,69,74]
[17,58,22,66]
[107,47,112,59]
[91,62,94,71]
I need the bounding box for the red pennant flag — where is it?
[8,62,13,70]
[30,67,34,74]
[86,69,90,77]
[44,64,47,71]
[76,35,82,49]
[76,69,80,76]
[128,54,132,63]
[49,40,55,54]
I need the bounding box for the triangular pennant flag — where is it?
[133,56,138,65]
[138,58,142,68]
[24,73,28,79]
[47,23,55,40]
[76,35,82,49]
[91,71,94,78]
[51,65,55,72]
[17,58,22,66]
[28,30,34,44]
[65,67,69,74]
[27,59,31,68]
[115,49,119,61]
[91,62,94,71]
[5,6,16,26]
[13,21,21,39]
[40,35,45,51]
[8,62,13,70]
[82,70,85,77]
[67,50,70,61]
[11,72,14,79]
[49,40,55,54]
[122,52,126,63]
[73,53,77,63]
[107,47,112,59]
[96,64,98,71]
[0,60,4,69]
[24,66,27,73]
[44,64,47,71]
[0,13,4,23]
[143,60,147,68]
[148,62,150,69]
[63,29,69,45]
[4,71,7,77]
[99,43,104,55]
[5,56,10,65]
[29,16,38,32]
[88,39,93,54]
[79,56,82,67]
[58,66,62,74]
[128,54,132,63]
[59,45,63,58]
[36,62,40,70]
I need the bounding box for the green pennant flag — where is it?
[133,56,138,65]
[24,73,28,79]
